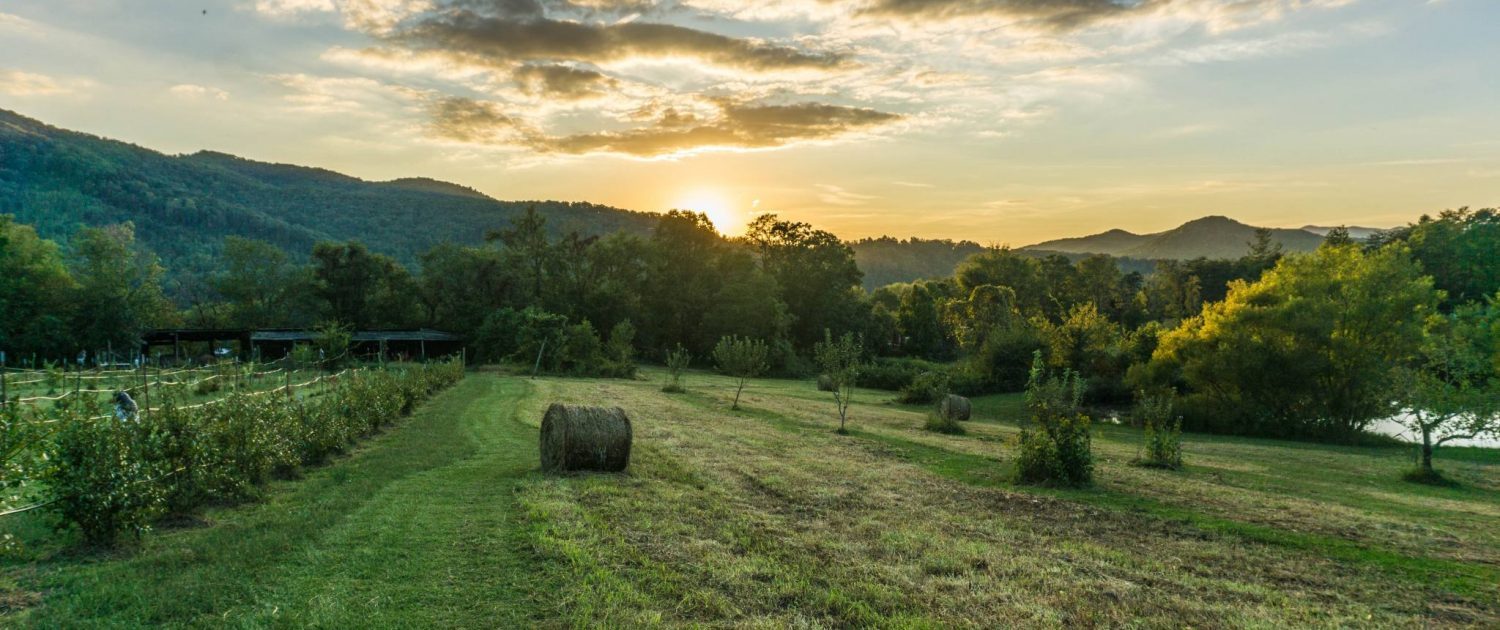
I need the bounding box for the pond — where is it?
[1367,414,1500,449]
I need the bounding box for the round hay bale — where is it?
[816,374,834,392]
[939,394,971,421]
[540,404,633,473]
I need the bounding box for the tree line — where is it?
[1,207,1495,467]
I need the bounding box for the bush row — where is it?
[38,360,465,546]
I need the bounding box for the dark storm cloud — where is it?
[513,63,615,99]
[426,96,900,156]
[388,7,849,72]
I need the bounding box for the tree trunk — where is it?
[1420,425,1434,473]
[733,379,745,409]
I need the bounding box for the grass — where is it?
[4,368,1498,626]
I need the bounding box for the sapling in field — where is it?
[814,330,863,434]
[1133,389,1184,470]
[712,336,768,410]
[662,344,691,393]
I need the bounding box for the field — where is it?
[3,370,1498,627]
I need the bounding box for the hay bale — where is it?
[816,374,834,392]
[540,404,632,473]
[939,394,971,421]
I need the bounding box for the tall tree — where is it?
[211,236,301,328]
[745,214,865,349]
[0,216,76,359]
[310,241,416,329]
[68,223,176,359]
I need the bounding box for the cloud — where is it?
[387,7,850,73]
[428,95,529,142]
[839,0,1359,34]
[169,83,231,100]
[816,184,878,206]
[427,95,901,156]
[253,0,337,18]
[0,69,76,96]
[513,63,616,99]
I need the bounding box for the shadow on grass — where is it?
[666,389,1500,604]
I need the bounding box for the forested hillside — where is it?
[0,108,657,280]
[1026,216,1328,260]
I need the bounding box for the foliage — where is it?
[312,320,353,370]
[1393,301,1499,478]
[1014,352,1093,486]
[1374,207,1498,310]
[746,214,866,351]
[858,356,948,391]
[1141,243,1440,440]
[1133,389,1184,470]
[68,223,178,357]
[662,344,691,393]
[35,360,464,547]
[46,399,167,546]
[897,370,949,405]
[310,241,418,329]
[813,330,864,434]
[923,409,965,435]
[712,336,769,410]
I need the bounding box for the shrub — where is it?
[924,410,965,435]
[603,320,638,379]
[40,359,464,547]
[47,400,166,546]
[662,345,691,393]
[1014,352,1093,487]
[858,357,945,391]
[1133,389,1184,470]
[897,370,949,405]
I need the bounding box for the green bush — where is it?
[1014,352,1093,487]
[40,359,464,547]
[47,400,167,546]
[923,411,965,435]
[1132,390,1184,470]
[858,357,945,391]
[897,371,949,405]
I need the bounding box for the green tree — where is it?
[814,330,864,434]
[69,223,176,359]
[486,205,553,306]
[0,216,76,359]
[1394,303,1499,481]
[663,344,691,393]
[211,237,301,328]
[745,214,865,350]
[1378,207,1499,310]
[712,336,769,410]
[310,241,416,329]
[1146,243,1440,439]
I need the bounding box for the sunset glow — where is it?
[0,2,1495,243]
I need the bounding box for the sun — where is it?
[672,189,743,235]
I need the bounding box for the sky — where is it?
[1,0,1497,244]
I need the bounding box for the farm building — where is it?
[141,328,464,362]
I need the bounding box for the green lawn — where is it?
[4,370,1498,627]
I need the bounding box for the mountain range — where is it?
[1,108,1387,290]
[0,108,656,279]
[1023,216,1382,260]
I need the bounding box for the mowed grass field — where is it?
[3,370,1498,627]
